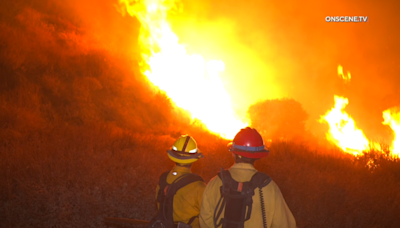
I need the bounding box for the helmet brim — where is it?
[167,150,203,164]
[232,150,269,159]
[228,142,270,159]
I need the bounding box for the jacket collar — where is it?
[230,162,257,171]
[172,165,192,174]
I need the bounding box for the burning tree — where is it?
[247,98,308,142]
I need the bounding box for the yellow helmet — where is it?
[167,135,203,164]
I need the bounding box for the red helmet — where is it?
[228,127,269,159]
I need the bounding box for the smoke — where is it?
[0,0,200,139]
[1,0,399,143]
[165,0,400,142]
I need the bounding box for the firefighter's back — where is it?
[155,166,205,228]
[151,134,205,228]
[200,163,295,228]
[199,127,296,228]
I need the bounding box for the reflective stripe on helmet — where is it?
[181,136,191,152]
[231,142,268,152]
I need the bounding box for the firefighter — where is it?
[150,135,206,228]
[199,127,296,228]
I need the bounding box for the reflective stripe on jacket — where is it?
[199,163,296,228]
[155,165,206,228]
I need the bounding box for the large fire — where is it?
[320,65,400,158]
[118,0,246,139]
[382,108,400,158]
[320,65,380,156]
[320,95,371,156]
[116,0,400,157]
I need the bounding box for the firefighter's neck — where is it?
[176,163,192,169]
[233,154,256,166]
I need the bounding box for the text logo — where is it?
[325,16,369,22]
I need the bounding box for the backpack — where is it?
[213,168,272,228]
[148,171,204,228]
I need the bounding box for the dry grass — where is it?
[1,126,400,228]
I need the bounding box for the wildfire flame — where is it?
[382,108,400,158]
[337,65,351,83]
[118,0,246,139]
[320,65,399,156]
[320,65,382,155]
[320,95,370,155]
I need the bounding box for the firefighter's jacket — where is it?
[199,163,296,228]
[155,165,206,228]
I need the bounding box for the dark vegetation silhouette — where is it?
[0,1,400,228]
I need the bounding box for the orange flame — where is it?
[321,65,382,155]
[382,108,400,158]
[337,65,351,83]
[118,0,246,139]
[320,95,370,155]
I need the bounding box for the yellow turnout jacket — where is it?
[199,163,296,228]
[155,165,206,228]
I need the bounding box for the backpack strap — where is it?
[165,173,204,198]
[217,170,236,194]
[249,172,271,228]
[151,171,174,228]
[154,171,203,228]
[214,169,241,228]
[157,171,170,203]
[241,172,272,223]
[187,215,198,225]
[157,171,204,204]
[249,172,272,189]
